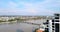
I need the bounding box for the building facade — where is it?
[44,13,60,32]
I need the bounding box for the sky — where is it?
[0,0,60,16]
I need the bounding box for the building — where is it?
[52,13,60,32]
[44,13,60,32]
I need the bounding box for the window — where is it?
[55,17,59,19]
[55,20,59,22]
[52,20,54,22]
[52,23,54,25]
[54,14,59,16]
[52,26,54,28]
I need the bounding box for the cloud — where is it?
[7,1,17,8]
[0,0,60,15]
[25,8,38,14]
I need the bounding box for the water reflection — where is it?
[16,29,24,32]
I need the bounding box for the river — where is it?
[0,19,46,32]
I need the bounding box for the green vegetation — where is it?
[14,18,26,21]
[8,19,16,22]
[0,20,6,23]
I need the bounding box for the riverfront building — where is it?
[44,13,60,32]
[45,13,60,32]
[52,13,60,32]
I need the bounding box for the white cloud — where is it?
[19,2,38,14]
[25,8,38,14]
[0,0,60,15]
[0,8,21,13]
[7,1,17,8]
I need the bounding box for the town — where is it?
[0,16,52,24]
